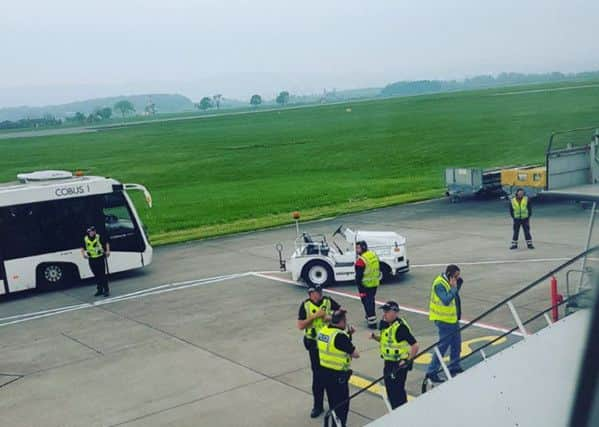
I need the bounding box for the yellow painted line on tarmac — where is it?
[349,375,386,396]
[350,374,414,401]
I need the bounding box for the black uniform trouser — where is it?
[512,218,532,243]
[322,368,350,427]
[358,284,377,322]
[305,340,325,410]
[383,362,408,409]
[89,257,109,293]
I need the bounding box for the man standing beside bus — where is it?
[81,226,110,297]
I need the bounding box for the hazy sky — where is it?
[1,0,598,107]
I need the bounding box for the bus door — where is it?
[102,192,146,273]
[0,213,5,295]
[0,248,6,296]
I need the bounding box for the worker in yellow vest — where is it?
[425,265,463,383]
[355,240,380,329]
[297,285,341,419]
[510,188,534,250]
[81,226,110,297]
[370,301,419,409]
[317,309,359,427]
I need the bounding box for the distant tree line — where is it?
[0,105,119,130]
[0,114,62,130]
[0,98,145,130]
[380,70,599,97]
[194,91,291,111]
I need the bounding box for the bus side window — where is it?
[37,196,104,254]
[0,204,44,259]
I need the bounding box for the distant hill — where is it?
[0,94,195,121]
[380,70,599,98]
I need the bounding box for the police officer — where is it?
[297,285,341,418]
[317,309,359,427]
[81,226,110,297]
[355,240,380,329]
[510,188,534,250]
[426,265,463,383]
[370,301,419,409]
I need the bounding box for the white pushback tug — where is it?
[279,218,409,287]
[0,170,153,295]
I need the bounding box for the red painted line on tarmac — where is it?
[253,272,521,336]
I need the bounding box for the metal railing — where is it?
[323,245,599,427]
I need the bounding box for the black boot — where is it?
[310,407,324,418]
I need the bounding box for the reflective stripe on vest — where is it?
[304,298,332,340]
[511,196,529,219]
[317,326,351,371]
[85,235,104,258]
[379,318,412,362]
[359,250,380,288]
[428,275,458,324]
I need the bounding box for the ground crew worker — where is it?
[370,301,419,409]
[425,265,463,383]
[355,240,380,329]
[510,188,534,250]
[317,309,359,427]
[297,285,341,418]
[81,226,110,297]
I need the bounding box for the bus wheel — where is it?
[37,263,73,291]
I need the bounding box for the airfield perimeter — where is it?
[0,197,593,426]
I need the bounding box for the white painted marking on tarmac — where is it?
[0,272,251,328]
[411,257,571,268]
[0,303,90,322]
[252,272,522,336]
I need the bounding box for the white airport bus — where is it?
[0,170,153,295]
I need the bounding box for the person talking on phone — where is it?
[425,264,463,383]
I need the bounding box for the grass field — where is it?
[2,81,599,245]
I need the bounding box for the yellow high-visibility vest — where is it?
[380,319,412,362]
[317,326,351,371]
[85,235,104,258]
[428,275,458,324]
[511,196,529,219]
[359,250,380,288]
[303,298,332,340]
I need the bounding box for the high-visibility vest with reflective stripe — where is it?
[380,318,412,362]
[85,235,104,258]
[359,250,380,288]
[304,298,332,340]
[317,326,351,371]
[428,275,458,324]
[511,196,529,219]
